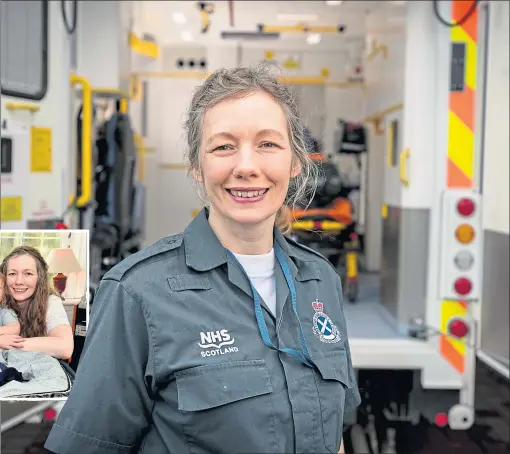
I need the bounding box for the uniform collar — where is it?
[183,208,298,272]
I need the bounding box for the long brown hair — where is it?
[0,246,55,337]
[0,272,6,307]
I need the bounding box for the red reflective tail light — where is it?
[454,277,472,295]
[457,198,475,217]
[448,319,469,338]
[435,412,449,427]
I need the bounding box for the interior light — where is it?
[454,250,474,270]
[455,224,475,244]
[454,277,472,296]
[457,198,475,217]
[172,12,186,24]
[307,33,322,45]
[326,1,343,5]
[181,31,193,42]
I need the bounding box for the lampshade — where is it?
[46,248,83,274]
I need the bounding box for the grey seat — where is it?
[92,111,140,272]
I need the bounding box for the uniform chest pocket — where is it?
[175,360,278,454]
[314,351,356,453]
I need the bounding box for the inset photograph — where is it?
[0,230,88,400]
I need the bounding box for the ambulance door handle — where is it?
[400,148,410,187]
[70,73,93,208]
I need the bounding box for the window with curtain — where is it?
[0,231,63,263]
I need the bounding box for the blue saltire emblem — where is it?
[312,300,341,343]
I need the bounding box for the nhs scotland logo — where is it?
[198,329,239,357]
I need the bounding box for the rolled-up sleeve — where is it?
[45,278,156,454]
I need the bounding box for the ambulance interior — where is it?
[0,1,509,453]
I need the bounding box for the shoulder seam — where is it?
[122,251,186,281]
[111,237,183,281]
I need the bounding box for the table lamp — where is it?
[46,248,83,300]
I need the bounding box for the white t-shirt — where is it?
[0,294,70,334]
[46,294,71,334]
[0,307,18,326]
[233,249,277,316]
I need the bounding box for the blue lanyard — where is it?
[227,243,314,368]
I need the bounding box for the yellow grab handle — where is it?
[400,148,410,187]
[291,220,314,230]
[381,203,388,219]
[346,252,358,279]
[291,220,346,231]
[5,102,40,112]
[320,220,346,231]
[70,73,93,208]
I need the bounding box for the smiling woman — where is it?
[45,63,359,454]
[196,90,300,242]
[0,245,74,360]
[186,64,318,239]
[0,271,22,343]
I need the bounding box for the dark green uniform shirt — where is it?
[45,209,361,454]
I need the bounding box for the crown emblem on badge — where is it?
[312,300,323,312]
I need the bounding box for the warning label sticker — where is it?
[1,196,22,222]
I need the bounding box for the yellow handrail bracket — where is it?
[400,148,411,187]
[70,73,93,208]
[5,102,40,112]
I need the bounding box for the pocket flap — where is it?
[314,350,355,388]
[175,360,273,411]
[167,274,211,291]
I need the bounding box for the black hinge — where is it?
[1,137,13,173]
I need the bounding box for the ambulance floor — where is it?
[342,272,406,340]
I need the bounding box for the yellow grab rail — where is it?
[70,73,93,208]
[5,102,40,112]
[400,148,410,187]
[291,220,346,231]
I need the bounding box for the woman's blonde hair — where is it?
[0,246,55,337]
[183,63,319,234]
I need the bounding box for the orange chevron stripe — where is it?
[447,158,472,188]
[441,1,478,375]
[452,1,478,42]
[447,1,477,190]
[449,86,475,131]
[440,335,465,373]
[440,299,468,373]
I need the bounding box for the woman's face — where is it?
[197,90,300,227]
[6,254,39,303]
